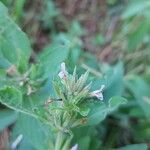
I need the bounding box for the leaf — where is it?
[69,21,85,37]
[105,62,124,98]
[125,75,150,118]
[87,102,107,125]
[0,56,12,69]
[79,105,90,117]
[13,0,26,22]
[92,62,124,101]
[0,109,18,131]
[0,86,22,108]
[108,96,127,109]
[87,96,127,125]
[10,114,51,150]
[38,44,69,77]
[78,136,90,150]
[122,0,150,19]
[35,42,70,102]
[0,86,49,122]
[72,126,100,150]
[127,18,150,51]
[0,2,32,72]
[117,143,148,150]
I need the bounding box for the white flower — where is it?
[58,62,68,79]
[70,144,78,150]
[11,134,23,150]
[90,84,105,100]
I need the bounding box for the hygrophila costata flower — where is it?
[58,62,68,79]
[90,84,105,100]
[58,62,105,101]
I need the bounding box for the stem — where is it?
[54,131,72,150]
[55,131,64,150]
[62,136,72,150]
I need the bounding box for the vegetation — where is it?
[0,0,150,150]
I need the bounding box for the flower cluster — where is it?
[44,62,106,150]
[58,62,105,101]
[45,62,105,134]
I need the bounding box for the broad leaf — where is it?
[87,96,127,125]
[38,44,69,78]
[0,2,32,72]
[108,96,127,109]
[92,62,124,101]
[122,0,150,19]
[10,114,52,150]
[104,62,124,100]
[117,143,148,150]
[0,86,22,108]
[125,75,150,118]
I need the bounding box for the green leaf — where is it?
[104,62,124,100]
[79,105,90,117]
[0,86,49,121]
[11,114,51,150]
[87,96,127,125]
[0,56,11,69]
[78,136,90,150]
[13,0,26,22]
[108,96,127,109]
[0,86,22,108]
[125,75,150,118]
[0,109,18,131]
[117,143,148,150]
[127,18,150,51]
[0,2,32,72]
[73,126,100,150]
[38,44,69,77]
[122,0,150,19]
[92,62,124,101]
[87,102,107,125]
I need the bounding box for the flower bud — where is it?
[58,62,68,79]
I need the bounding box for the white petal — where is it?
[58,62,68,79]
[90,84,105,100]
[100,84,105,91]
[70,144,78,150]
[91,89,101,95]
[61,62,66,72]
[96,92,103,100]
[58,71,64,79]
[11,134,23,149]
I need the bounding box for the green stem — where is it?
[54,131,72,150]
[62,136,72,150]
[55,131,64,150]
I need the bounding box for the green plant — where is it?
[0,2,128,149]
[1,0,150,149]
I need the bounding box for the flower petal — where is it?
[100,84,105,91]
[58,71,64,79]
[96,92,103,100]
[70,144,78,150]
[58,62,68,79]
[61,62,66,72]
[90,84,105,100]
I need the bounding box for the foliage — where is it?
[0,0,150,150]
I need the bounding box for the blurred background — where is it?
[0,0,150,149]
[1,0,150,71]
